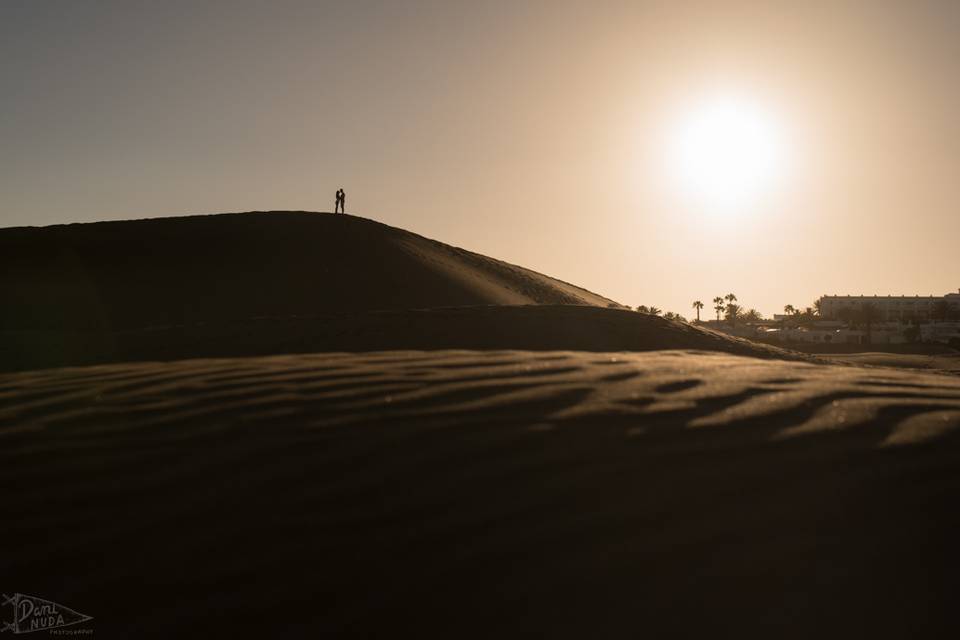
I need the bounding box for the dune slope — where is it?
[0,304,809,372]
[2,211,818,372]
[2,350,960,637]
[0,211,618,331]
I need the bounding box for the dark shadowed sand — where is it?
[3,350,960,638]
[4,212,960,637]
[1,304,808,372]
[0,211,617,334]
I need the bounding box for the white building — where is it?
[818,289,960,322]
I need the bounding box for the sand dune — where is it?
[0,211,618,332]
[3,349,960,637]
[5,212,960,637]
[0,212,817,373]
[1,304,807,372]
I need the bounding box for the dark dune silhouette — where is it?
[0,210,811,371]
[1,304,808,372]
[0,211,617,332]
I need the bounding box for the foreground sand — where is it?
[3,350,960,637]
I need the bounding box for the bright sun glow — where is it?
[665,95,786,213]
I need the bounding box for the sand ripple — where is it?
[3,350,958,445]
[3,350,960,637]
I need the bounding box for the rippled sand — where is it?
[3,350,960,637]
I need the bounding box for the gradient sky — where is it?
[3,1,958,317]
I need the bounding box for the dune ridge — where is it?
[0,211,618,332]
[1,211,823,372]
[0,304,809,372]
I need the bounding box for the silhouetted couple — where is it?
[335,188,346,214]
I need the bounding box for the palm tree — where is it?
[713,296,725,321]
[798,307,816,328]
[725,303,742,326]
[648,306,662,316]
[636,305,649,313]
[813,299,822,316]
[743,308,763,322]
[692,300,704,322]
[779,304,795,329]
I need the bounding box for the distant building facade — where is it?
[818,289,960,322]
[921,323,960,345]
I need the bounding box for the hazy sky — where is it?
[3,1,958,316]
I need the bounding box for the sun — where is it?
[665,94,786,213]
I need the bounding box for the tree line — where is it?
[635,293,762,326]
[635,296,956,327]
[689,294,762,325]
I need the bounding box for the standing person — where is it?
[334,189,343,213]
[339,188,346,213]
